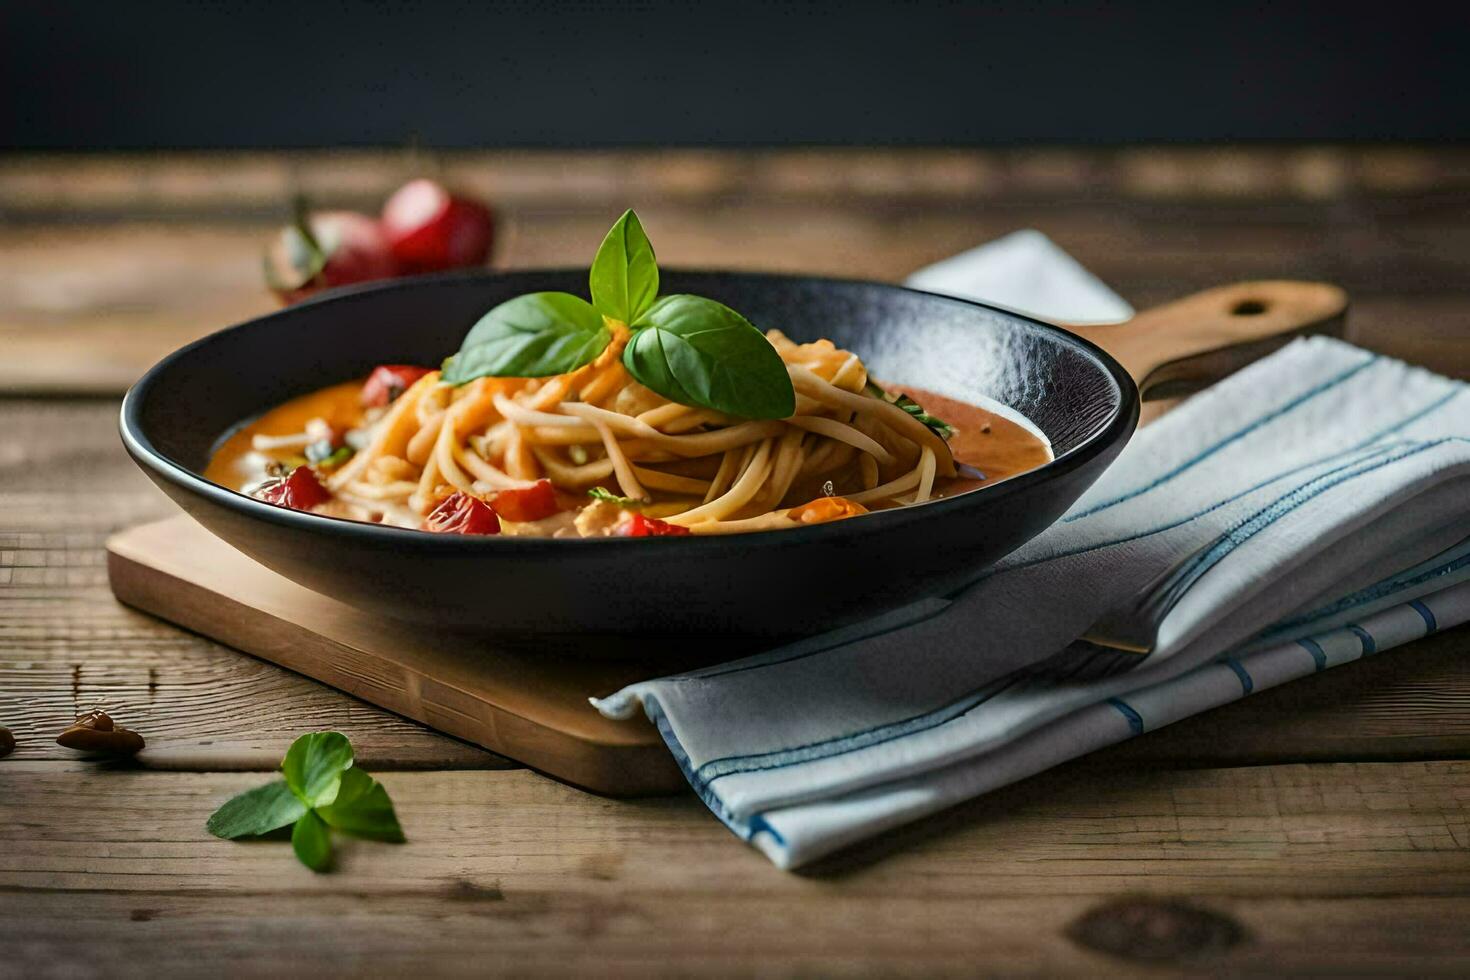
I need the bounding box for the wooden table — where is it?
[3,147,1470,976]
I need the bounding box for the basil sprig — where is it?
[588,486,645,508]
[865,382,955,441]
[206,731,404,872]
[443,210,795,419]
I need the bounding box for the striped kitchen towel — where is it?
[595,336,1470,869]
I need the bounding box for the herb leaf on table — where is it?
[281,730,354,807]
[291,810,334,872]
[206,731,405,872]
[318,767,406,842]
[205,780,306,839]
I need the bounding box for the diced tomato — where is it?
[361,365,433,407]
[619,512,692,537]
[424,492,500,535]
[488,479,561,523]
[256,466,332,511]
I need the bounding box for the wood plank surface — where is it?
[4,148,1470,392]
[4,147,1470,974]
[0,399,503,770]
[3,397,1468,772]
[3,761,1469,975]
[106,516,683,795]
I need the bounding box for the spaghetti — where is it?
[249,329,963,536]
[204,211,1054,537]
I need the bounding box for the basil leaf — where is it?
[317,767,405,843]
[624,295,795,420]
[588,486,644,509]
[894,394,955,441]
[206,780,307,839]
[281,731,354,808]
[864,382,955,441]
[444,292,610,384]
[589,209,659,324]
[291,809,333,872]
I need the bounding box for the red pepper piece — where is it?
[489,479,561,523]
[620,512,692,537]
[361,365,433,407]
[256,466,332,512]
[424,492,500,535]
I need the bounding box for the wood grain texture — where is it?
[1070,280,1347,399]
[0,399,506,770]
[1,761,1468,976]
[3,147,1469,393]
[3,368,1469,773]
[107,517,682,795]
[5,148,1470,973]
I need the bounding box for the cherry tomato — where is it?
[424,492,500,535]
[488,479,561,523]
[381,178,495,274]
[619,512,691,537]
[265,203,398,305]
[361,365,433,407]
[255,466,332,512]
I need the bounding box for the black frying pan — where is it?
[119,270,1341,640]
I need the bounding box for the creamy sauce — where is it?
[204,380,365,490]
[204,378,1053,517]
[899,386,1053,497]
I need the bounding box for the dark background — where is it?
[3,0,1467,150]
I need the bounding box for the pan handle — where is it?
[1066,280,1348,401]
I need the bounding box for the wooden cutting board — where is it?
[106,280,1348,796]
[107,516,691,795]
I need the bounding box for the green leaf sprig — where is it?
[587,486,645,508]
[206,731,404,872]
[442,211,796,420]
[864,382,955,441]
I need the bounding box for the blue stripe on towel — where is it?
[996,444,1403,581]
[1297,638,1328,671]
[692,675,1023,788]
[1065,356,1377,522]
[684,598,950,682]
[1347,386,1464,452]
[644,696,755,840]
[1262,546,1470,639]
[1107,698,1145,735]
[690,438,1468,789]
[1220,658,1253,694]
[1410,599,1439,633]
[726,439,1426,689]
[1347,624,1376,655]
[1118,439,1464,608]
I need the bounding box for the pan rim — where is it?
[119,267,1139,553]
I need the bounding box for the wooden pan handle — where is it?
[1067,280,1348,400]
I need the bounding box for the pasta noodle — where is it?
[217,330,992,537]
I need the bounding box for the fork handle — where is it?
[1068,281,1348,401]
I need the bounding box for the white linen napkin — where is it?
[594,245,1470,870]
[904,229,1135,324]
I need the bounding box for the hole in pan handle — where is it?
[1065,280,1349,405]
